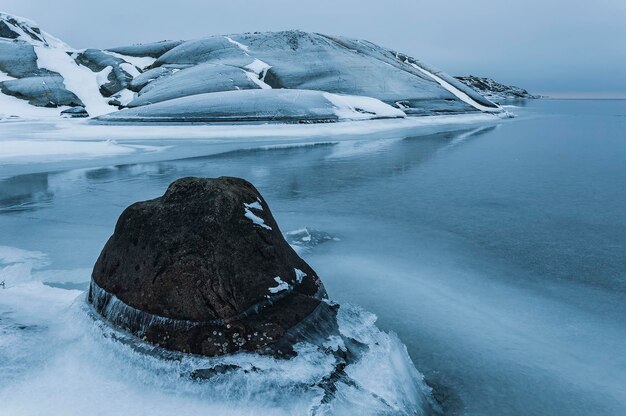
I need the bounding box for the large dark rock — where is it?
[89,177,336,356]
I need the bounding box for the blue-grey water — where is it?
[1,100,625,415]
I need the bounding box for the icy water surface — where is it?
[1,100,626,415]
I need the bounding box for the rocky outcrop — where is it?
[60,106,89,118]
[0,12,503,119]
[0,74,83,107]
[106,40,184,59]
[455,75,539,102]
[89,177,338,356]
[95,89,405,123]
[74,49,135,97]
[0,40,41,78]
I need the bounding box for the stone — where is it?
[0,75,83,107]
[60,106,89,118]
[74,49,134,96]
[89,177,337,357]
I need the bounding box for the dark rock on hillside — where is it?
[455,75,539,102]
[107,40,184,58]
[74,49,135,96]
[0,75,83,107]
[89,177,337,357]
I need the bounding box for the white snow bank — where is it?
[224,36,250,53]
[95,66,113,86]
[103,51,156,69]
[0,69,68,119]
[409,63,499,113]
[244,59,272,89]
[34,46,117,117]
[0,140,163,164]
[323,92,406,120]
[0,90,66,119]
[245,59,271,75]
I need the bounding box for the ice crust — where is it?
[0,245,434,416]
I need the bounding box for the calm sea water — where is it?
[1,99,625,415]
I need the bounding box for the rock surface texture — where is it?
[455,75,539,102]
[89,177,337,356]
[0,12,507,120]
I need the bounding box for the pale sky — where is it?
[3,0,626,97]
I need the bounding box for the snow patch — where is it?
[112,89,136,106]
[243,59,272,89]
[0,12,70,49]
[224,36,250,53]
[294,268,307,283]
[243,201,271,230]
[34,46,116,117]
[323,92,406,120]
[245,59,271,76]
[408,62,499,113]
[120,62,141,78]
[268,276,289,294]
[96,66,113,86]
[103,51,156,69]
[244,71,272,90]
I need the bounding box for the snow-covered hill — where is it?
[455,75,539,103]
[0,12,504,122]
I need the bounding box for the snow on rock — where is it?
[106,40,184,59]
[95,66,113,86]
[34,46,116,116]
[0,13,69,49]
[294,268,307,283]
[323,92,406,120]
[245,58,271,75]
[99,89,405,123]
[127,63,259,107]
[103,50,156,70]
[408,61,500,113]
[244,58,272,89]
[0,69,68,118]
[109,88,136,107]
[268,276,290,294]
[455,75,539,103]
[244,200,272,230]
[0,12,504,122]
[224,35,250,53]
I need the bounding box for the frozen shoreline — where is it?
[0,112,507,178]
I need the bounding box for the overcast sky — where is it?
[3,0,626,97]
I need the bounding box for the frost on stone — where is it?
[244,200,272,230]
[294,268,307,283]
[268,276,289,294]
